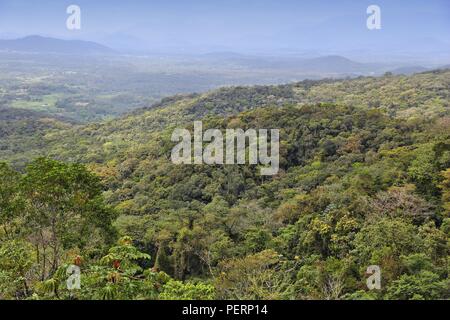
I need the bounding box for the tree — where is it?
[21,158,117,280]
[385,271,448,300]
[0,163,25,239]
[159,280,215,300]
[369,185,432,223]
[38,236,154,300]
[439,168,450,214]
[215,250,296,300]
[353,218,423,284]
[296,256,358,300]
[0,240,35,299]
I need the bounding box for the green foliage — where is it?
[440,169,450,214]
[0,163,25,238]
[386,271,449,300]
[216,250,295,300]
[1,70,449,300]
[19,158,118,279]
[160,280,215,300]
[0,240,35,299]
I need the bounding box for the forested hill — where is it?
[0,69,449,300]
[2,69,449,167]
[0,107,74,161]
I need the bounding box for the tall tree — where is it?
[21,158,117,279]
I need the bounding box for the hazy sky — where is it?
[0,0,449,55]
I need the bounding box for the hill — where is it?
[0,35,115,55]
[202,53,381,74]
[1,69,449,167]
[0,69,449,300]
[0,107,74,165]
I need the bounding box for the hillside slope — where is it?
[0,107,73,165]
[0,69,449,300]
[2,69,447,166]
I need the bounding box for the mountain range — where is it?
[0,35,115,55]
[0,35,445,76]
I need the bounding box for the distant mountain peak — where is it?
[0,35,115,55]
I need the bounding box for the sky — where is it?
[0,0,449,57]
